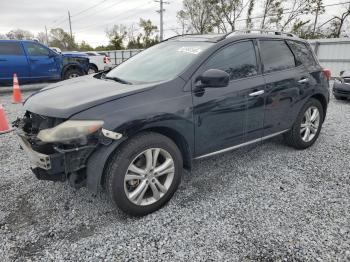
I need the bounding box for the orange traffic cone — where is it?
[12,73,22,104]
[0,103,11,134]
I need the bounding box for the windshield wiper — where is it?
[103,75,132,85]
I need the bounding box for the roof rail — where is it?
[225,29,297,38]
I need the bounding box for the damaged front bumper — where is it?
[17,130,96,183]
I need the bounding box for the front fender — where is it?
[86,139,126,193]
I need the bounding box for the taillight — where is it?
[104,56,110,64]
[323,69,331,80]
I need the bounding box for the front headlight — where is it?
[37,120,104,142]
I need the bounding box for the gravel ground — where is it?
[1,91,350,261]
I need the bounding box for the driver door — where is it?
[192,40,265,157]
[23,42,60,80]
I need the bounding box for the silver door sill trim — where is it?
[194,129,289,160]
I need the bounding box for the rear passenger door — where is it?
[193,40,265,157]
[0,42,29,81]
[23,42,60,80]
[259,39,303,136]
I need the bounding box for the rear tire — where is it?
[105,132,183,216]
[284,98,324,149]
[88,64,98,74]
[63,68,83,79]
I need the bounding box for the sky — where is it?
[0,0,347,47]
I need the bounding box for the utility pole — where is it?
[313,1,321,34]
[68,10,73,39]
[155,0,169,41]
[45,25,49,45]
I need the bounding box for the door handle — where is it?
[30,59,38,62]
[0,59,7,61]
[298,78,309,84]
[249,90,264,97]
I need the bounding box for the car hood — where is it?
[24,75,156,118]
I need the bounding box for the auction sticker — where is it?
[177,47,203,55]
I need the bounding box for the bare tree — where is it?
[246,0,255,30]
[331,3,350,37]
[210,0,251,33]
[36,32,47,44]
[260,0,283,29]
[6,29,33,40]
[279,0,313,31]
[178,0,214,34]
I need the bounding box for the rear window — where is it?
[287,40,318,68]
[260,40,296,73]
[0,42,23,55]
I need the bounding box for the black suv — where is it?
[16,32,330,216]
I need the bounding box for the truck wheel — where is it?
[105,132,183,216]
[284,98,324,149]
[64,68,83,79]
[88,64,98,74]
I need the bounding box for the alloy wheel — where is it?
[300,106,320,142]
[124,148,175,206]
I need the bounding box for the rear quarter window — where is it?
[259,40,296,73]
[0,42,23,55]
[287,40,318,68]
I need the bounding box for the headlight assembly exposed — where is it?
[37,120,104,142]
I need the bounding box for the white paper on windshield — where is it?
[177,47,203,55]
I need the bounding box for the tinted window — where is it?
[287,40,318,68]
[0,42,23,55]
[26,43,50,56]
[260,40,295,73]
[205,41,258,80]
[106,41,214,83]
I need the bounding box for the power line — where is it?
[71,0,108,17]
[75,2,154,32]
[71,0,129,23]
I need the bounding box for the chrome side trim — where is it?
[194,129,289,160]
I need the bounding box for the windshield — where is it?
[106,41,213,83]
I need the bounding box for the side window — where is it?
[26,43,50,56]
[260,40,296,73]
[204,41,258,81]
[287,40,318,68]
[0,42,23,55]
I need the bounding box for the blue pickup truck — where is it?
[0,40,89,84]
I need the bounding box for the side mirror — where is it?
[198,69,230,88]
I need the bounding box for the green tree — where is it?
[139,18,159,48]
[106,25,127,50]
[77,41,93,51]
[49,28,77,50]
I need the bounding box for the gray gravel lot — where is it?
[1,91,350,261]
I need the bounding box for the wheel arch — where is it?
[61,64,84,78]
[86,127,192,193]
[310,93,328,121]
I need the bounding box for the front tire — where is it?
[88,64,98,74]
[63,68,83,79]
[284,98,324,149]
[105,132,183,216]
